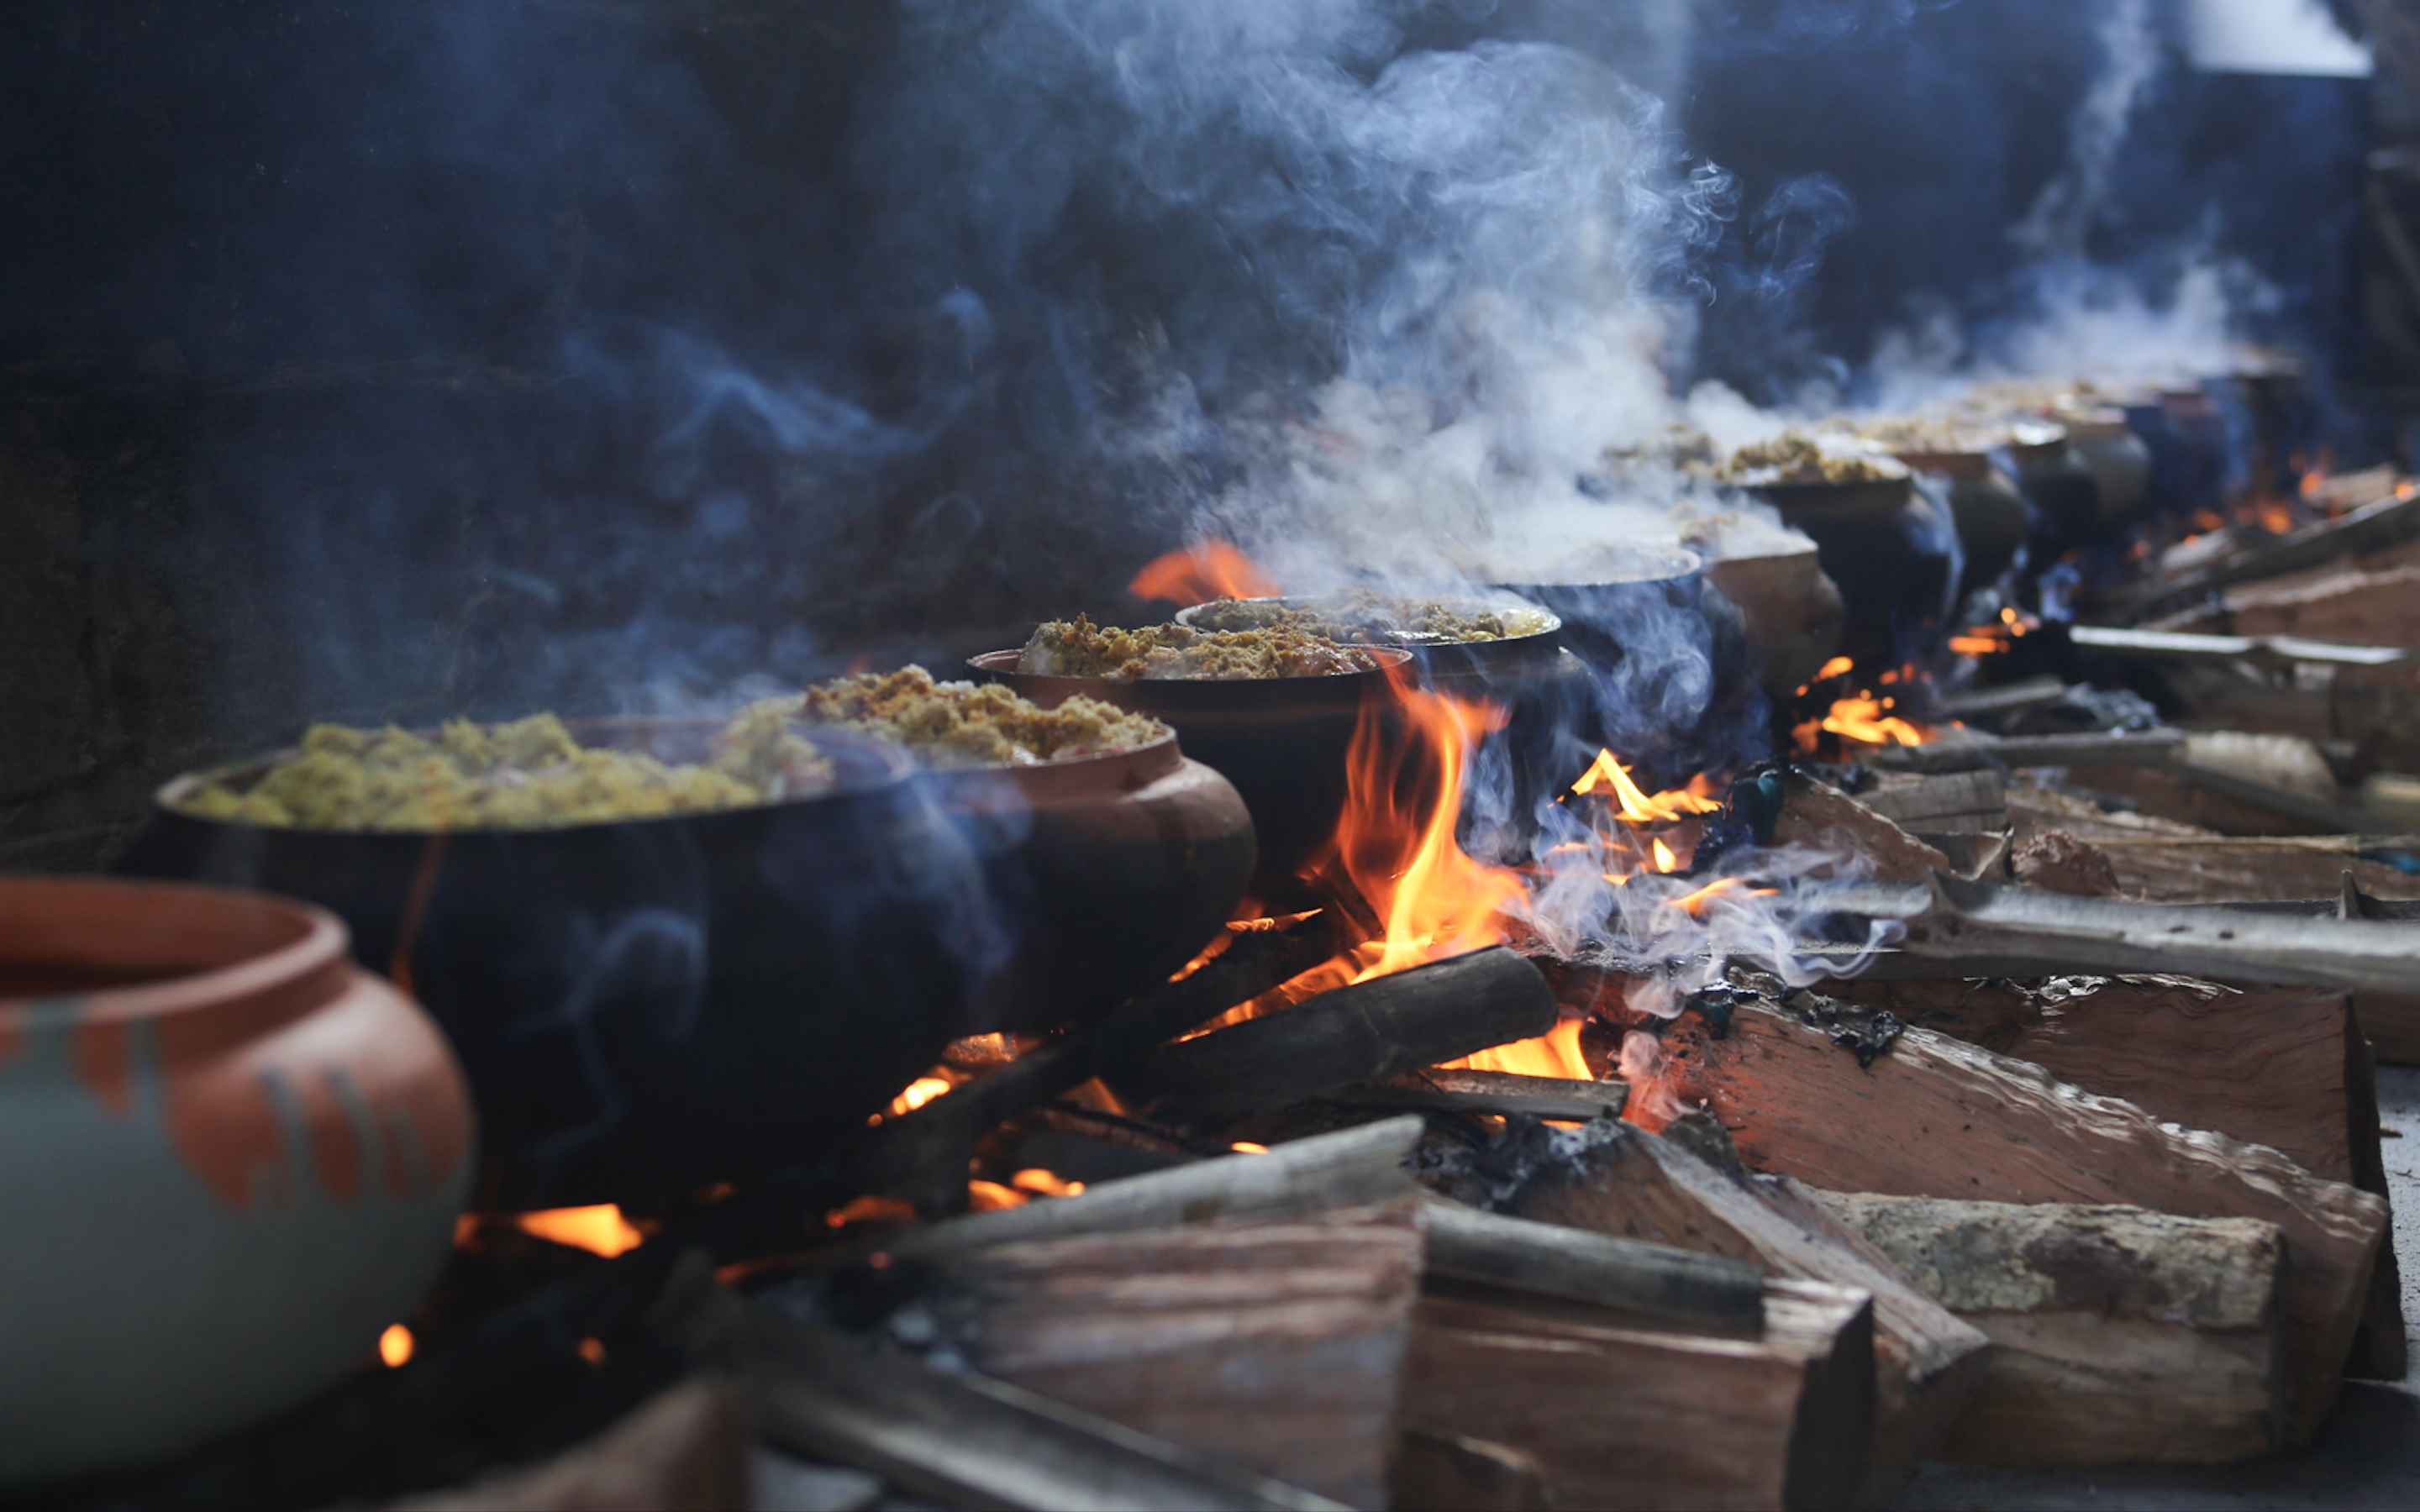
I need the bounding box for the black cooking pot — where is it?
[968,648,1411,898]
[116,723,989,1208]
[1749,475,1958,670]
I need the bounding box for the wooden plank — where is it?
[1813,1193,2286,1467]
[1418,1200,1768,1328]
[1655,999,2388,1446]
[1402,1279,1875,1512]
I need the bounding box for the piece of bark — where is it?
[1401,1278,1875,1512]
[1113,948,1560,1126]
[936,1206,1423,1509]
[397,1380,752,1512]
[1768,774,1952,880]
[1387,1428,1549,1512]
[2008,830,2122,895]
[1812,1193,2288,1467]
[1490,1119,1989,1508]
[1653,997,2389,1446]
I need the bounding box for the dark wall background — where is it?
[0,0,2380,868]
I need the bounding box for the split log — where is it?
[2069,623,2416,669]
[1858,769,2009,834]
[2122,485,2420,616]
[1767,774,1951,880]
[1812,1193,2288,1467]
[2355,991,2420,1063]
[1388,1429,1549,1512]
[1488,1118,1990,1506]
[1653,997,2389,1445]
[933,1206,1424,1509]
[1825,975,2360,1182]
[1402,1278,1876,1512]
[1865,727,2185,774]
[1419,1200,1768,1328]
[2007,785,2420,900]
[871,1117,1422,1264]
[1112,948,1560,1126]
[2164,561,2420,645]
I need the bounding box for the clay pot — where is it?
[937,737,1255,1032]
[1749,475,1957,669]
[2006,423,2100,554]
[1703,546,1846,698]
[969,650,1412,900]
[2056,408,2153,522]
[118,724,990,1208]
[1888,448,2029,599]
[0,877,472,1485]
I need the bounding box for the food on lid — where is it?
[1185,590,1552,646]
[1716,431,1907,486]
[1853,413,2012,454]
[1018,614,1385,680]
[176,709,833,831]
[792,665,1166,767]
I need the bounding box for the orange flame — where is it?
[1570,750,1723,822]
[1128,540,1281,606]
[1665,877,1780,917]
[1455,1016,1591,1079]
[379,1324,414,1368]
[515,1205,646,1257]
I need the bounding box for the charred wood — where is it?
[1418,1200,1768,1328]
[1865,727,2185,774]
[1112,948,1560,1127]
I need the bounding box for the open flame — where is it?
[1128,540,1281,606]
[1569,750,1722,823]
[1789,655,1936,753]
[515,1205,647,1257]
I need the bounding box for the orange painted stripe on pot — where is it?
[72,1015,137,1118]
[0,1012,22,1074]
[295,1068,366,1201]
[153,956,355,1210]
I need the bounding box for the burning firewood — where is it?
[1109,947,1561,1127]
[1812,1194,2289,1467]
[1765,773,1952,881]
[1650,995,2389,1446]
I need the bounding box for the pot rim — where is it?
[149,719,917,842]
[918,730,1188,801]
[0,874,350,1026]
[1169,593,1563,648]
[968,643,1414,691]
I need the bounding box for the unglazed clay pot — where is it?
[1888,448,2028,600]
[0,877,472,1486]
[1703,546,1846,698]
[935,736,1255,1032]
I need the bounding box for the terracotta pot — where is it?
[1888,448,2029,598]
[935,737,1254,1032]
[1704,547,1846,697]
[118,724,989,1208]
[0,877,471,1485]
[970,649,1411,900]
[1750,475,1956,669]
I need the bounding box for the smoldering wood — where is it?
[1388,1428,1551,1512]
[1333,1070,1627,1123]
[1491,1117,1991,1507]
[1865,727,2185,774]
[1418,1200,1768,1328]
[1812,1193,2289,1467]
[929,1205,1425,1509]
[1654,996,2388,1446]
[2121,486,2420,617]
[1935,675,2070,720]
[1401,1278,1876,1512]
[706,1305,1349,1512]
[1856,769,2009,832]
[866,1117,1423,1264]
[1113,947,1560,1126]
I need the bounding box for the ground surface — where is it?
[1893,1065,2420,1511]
